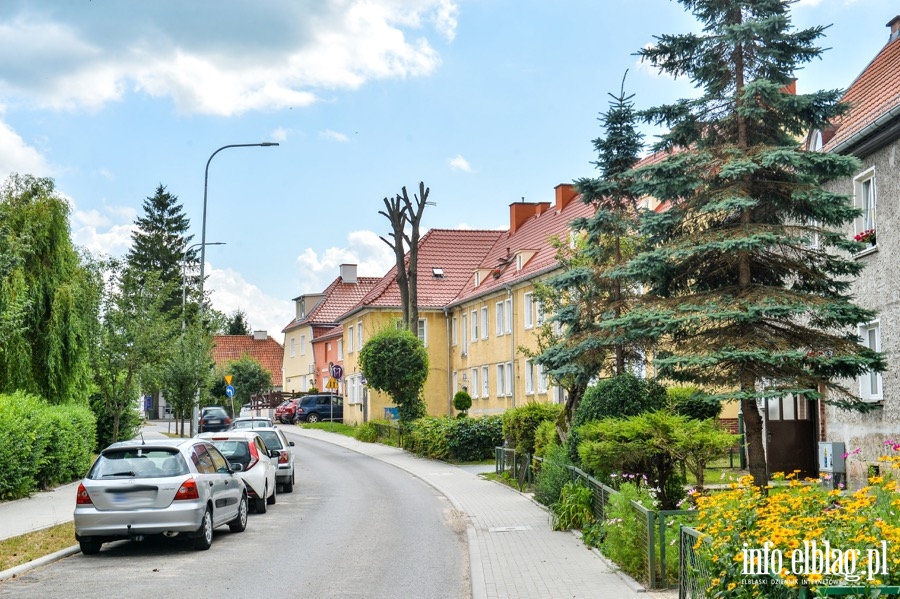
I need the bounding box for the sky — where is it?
[0,0,896,337]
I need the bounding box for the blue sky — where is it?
[0,0,895,336]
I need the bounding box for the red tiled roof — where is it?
[212,335,284,387]
[823,33,900,152]
[351,229,505,313]
[453,194,596,302]
[314,324,344,342]
[282,275,381,332]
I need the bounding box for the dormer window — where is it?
[432,267,444,278]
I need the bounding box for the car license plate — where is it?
[209,419,220,424]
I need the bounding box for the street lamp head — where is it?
[259,142,279,147]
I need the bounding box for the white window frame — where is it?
[523,292,534,329]
[854,167,877,240]
[417,318,427,347]
[471,310,478,342]
[537,363,548,393]
[536,298,545,325]
[495,301,504,336]
[290,337,296,358]
[482,366,489,398]
[496,364,506,396]
[470,368,479,398]
[504,299,512,334]
[525,360,535,395]
[347,326,354,353]
[505,361,513,396]
[357,322,363,349]
[481,307,488,340]
[451,316,458,346]
[337,339,343,360]
[859,321,883,402]
[300,334,306,356]
[461,312,468,354]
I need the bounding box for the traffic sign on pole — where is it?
[225,385,235,397]
[330,364,344,380]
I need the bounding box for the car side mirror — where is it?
[230,463,244,472]
[289,441,295,446]
[268,450,280,459]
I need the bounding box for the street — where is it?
[0,431,470,599]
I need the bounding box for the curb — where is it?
[0,545,80,581]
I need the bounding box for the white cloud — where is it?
[0,1,458,116]
[319,129,350,142]
[448,154,472,172]
[294,229,395,293]
[69,203,137,257]
[206,264,293,338]
[0,117,52,178]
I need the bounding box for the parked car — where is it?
[292,394,343,423]
[73,438,248,555]
[252,427,295,493]
[198,431,277,513]
[273,399,294,423]
[230,417,275,430]
[199,406,231,433]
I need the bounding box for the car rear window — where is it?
[256,431,283,450]
[208,440,252,468]
[91,448,187,479]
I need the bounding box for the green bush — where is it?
[404,415,502,462]
[0,392,96,499]
[601,480,656,579]
[534,445,573,507]
[568,373,667,464]
[452,390,472,416]
[502,402,563,455]
[551,481,594,531]
[533,419,559,458]
[354,421,379,443]
[667,386,722,420]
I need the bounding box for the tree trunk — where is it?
[741,394,768,487]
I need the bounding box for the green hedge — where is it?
[0,391,96,500]
[501,402,563,455]
[404,415,502,462]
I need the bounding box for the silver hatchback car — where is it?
[74,438,249,554]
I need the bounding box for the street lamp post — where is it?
[193,142,279,435]
[182,241,225,330]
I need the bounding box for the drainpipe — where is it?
[506,285,515,409]
[445,307,452,415]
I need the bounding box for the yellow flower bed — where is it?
[694,454,900,597]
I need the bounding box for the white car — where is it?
[198,431,278,513]
[252,427,296,493]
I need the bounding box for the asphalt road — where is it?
[0,431,470,599]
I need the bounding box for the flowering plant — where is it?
[692,447,900,597]
[854,228,876,245]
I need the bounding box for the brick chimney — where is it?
[340,263,357,284]
[889,16,900,41]
[781,79,796,95]
[509,201,539,235]
[555,183,578,212]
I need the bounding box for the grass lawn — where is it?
[0,522,75,572]
[297,421,357,437]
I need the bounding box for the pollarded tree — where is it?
[358,327,428,424]
[610,0,884,487]
[530,74,645,433]
[0,174,102,404]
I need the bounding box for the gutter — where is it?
[829,104,900,156]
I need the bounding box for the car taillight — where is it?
[174,478,200,500]
[246,442,259,471]
[296,407,304,413]
[278,450,289,464]
[76,483,93,506]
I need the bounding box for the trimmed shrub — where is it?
[667,386,722,420]
[0,392,46,499]
[502,402,564,455]
[453,390,472,416]
[354,421,379,443]
[404,415,502,462]
[38,404,96,488]
[533,419,559,459]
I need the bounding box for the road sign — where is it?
[330,364,344,380]
[325,377,339,390]
[225,385,235,397]
[224,375,233,385]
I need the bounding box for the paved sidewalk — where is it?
[1,422,676,598]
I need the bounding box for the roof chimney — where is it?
[780,79,796,95]
[554,183,578,212]
[253,330,267,341]
[340,263,357,284]
[889,16,900,41]
[509,202,540,235]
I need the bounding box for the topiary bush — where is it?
[502,402,564,455]
[453,390,472,417]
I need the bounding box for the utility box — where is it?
[818,442,845,473]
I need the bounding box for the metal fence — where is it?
[371,422,402,446]
[495,447,532,489]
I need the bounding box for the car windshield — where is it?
[256,431,283,450]
[204,408,228,419]
[233,420,271,429]
[90,448,187,479]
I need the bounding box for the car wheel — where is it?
[306,413,320,423]
[282,473,294,494]
[254,489,268,514]
[79,538,102,555]
[192,507,214,550]
[228,494,248,533]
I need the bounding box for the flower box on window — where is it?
[854,228,876,246]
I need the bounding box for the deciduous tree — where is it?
[358,327,428,424]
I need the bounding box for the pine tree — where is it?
[532,73,645,431]
[125,184,196,315]
[611,0,885,487]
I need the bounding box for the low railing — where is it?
[372,422,402,446]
